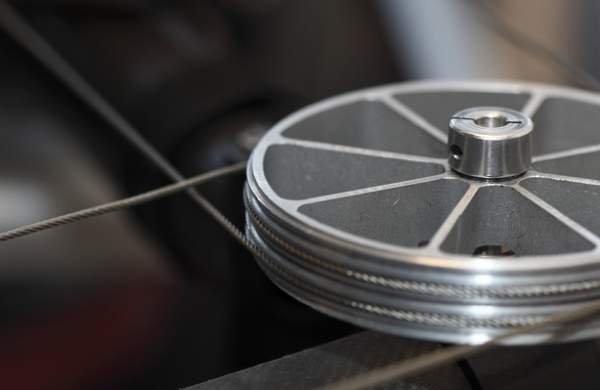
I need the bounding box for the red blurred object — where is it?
[0,282,172,390]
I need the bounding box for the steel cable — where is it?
[0,162,246,242]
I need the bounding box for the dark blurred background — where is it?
[0,0,594,389]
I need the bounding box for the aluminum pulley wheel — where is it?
[244,80,600,345]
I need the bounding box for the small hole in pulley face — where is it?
[474,114,508,128]
[450,145,463,160]
[417,240,429,248]
[472,245,516,257]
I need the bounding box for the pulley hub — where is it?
[448,107,533,179]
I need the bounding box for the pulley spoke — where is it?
[520,91,546,117]
[276,137,447,165]
[290,173,448,209]
[380,94,449,144]
[515,185,600,247]
[531,171,600,187]
[533,144,600,163]
[428,184,478,249]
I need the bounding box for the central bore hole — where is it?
[474,114,508,128]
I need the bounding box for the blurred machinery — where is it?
[0,1,399,388]
[3,1,600,390]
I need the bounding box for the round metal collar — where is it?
[448,106,533,179]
